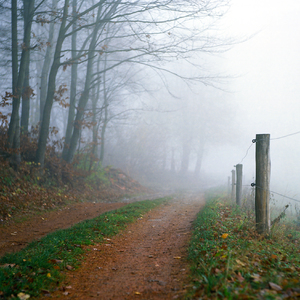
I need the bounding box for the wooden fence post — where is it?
[231,169,235,202]
[236,164,243,205]
[255,134,271,234]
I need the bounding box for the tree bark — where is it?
[20,54,30,134]
[62,0,77,160]
[8,0,35,167]
[35,0,70,167]
[65,1,121,163]
[39,0,57,122]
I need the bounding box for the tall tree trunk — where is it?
[180,143,191,176]
[21,0,33,134]
[35,0,69,167]
[8,0,35,167]
[91,87,98,158]
[62,0,77,160]
[11,0,18,94]
[20,50,30,134]
[194,144,204,178]
[65,0,121,163]
[39,0,57,122]
[99,54,108,163]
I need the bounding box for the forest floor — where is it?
[1,193,204,299]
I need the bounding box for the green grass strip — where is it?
[186,194,300,299]
[0,197,169,298]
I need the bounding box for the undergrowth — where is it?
[186,193,300,300]
[0,197,169,299]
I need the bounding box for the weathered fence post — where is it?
[236,164,243,205]
[231,169,235,202]
[255,134,271,234]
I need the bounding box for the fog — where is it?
[2,0,300,207]
[104,0,300,205]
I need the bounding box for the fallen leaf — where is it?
[53,266,60,270]
[62,291,69,295]
[251,273,262,282]
[49,259,63,264]
[0,263,16,268]
[173,256,181,259]
[236,272,244,283]
[269,282,282,291]
[236,259,246,267]
[66,265,73,270]
[47,273,51,278]
[270,254,278,260]
[221,233,228,239]
[135,292,141,295]
[17,292,30,300]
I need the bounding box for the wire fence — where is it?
[235,130,300,205]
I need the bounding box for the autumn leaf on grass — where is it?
[17,293,30,300]
[269,282,282,291]
[236,272,244,283]
[236,259,246,267]
[221,233,228,239]
[250,273,262,282]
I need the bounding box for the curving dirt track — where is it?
[39,194,204,300]
[0,202,127,257]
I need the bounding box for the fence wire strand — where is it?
[239,143,254,164]
[271,130,300,140]
[253,185,300,204]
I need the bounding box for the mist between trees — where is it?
[0,0,235,188]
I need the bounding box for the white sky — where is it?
[201,0,300,202]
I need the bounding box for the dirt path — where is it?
[40,194,204,300]
[0,202,127,257]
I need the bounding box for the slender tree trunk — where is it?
[65,0,121,163]
[35,0,69,167]
[194,144,204,178]
[99,86,108,163]
[180,143,191,176]
[20,50,30,134]
[65,9,100,163]
[62,0,77,160]
[11,0,18,94]
[21,0,33,134]
[99,54,109,163]
[39,0,57,122]
[8,0,35,167]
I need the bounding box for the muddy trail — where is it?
[39,194,204,299]
[0,193,168,257]
[1,193,204,299]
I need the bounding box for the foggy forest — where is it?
[1,0,300,299]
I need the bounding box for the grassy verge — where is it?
[186,193,300,300]
[0,197,169,299]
